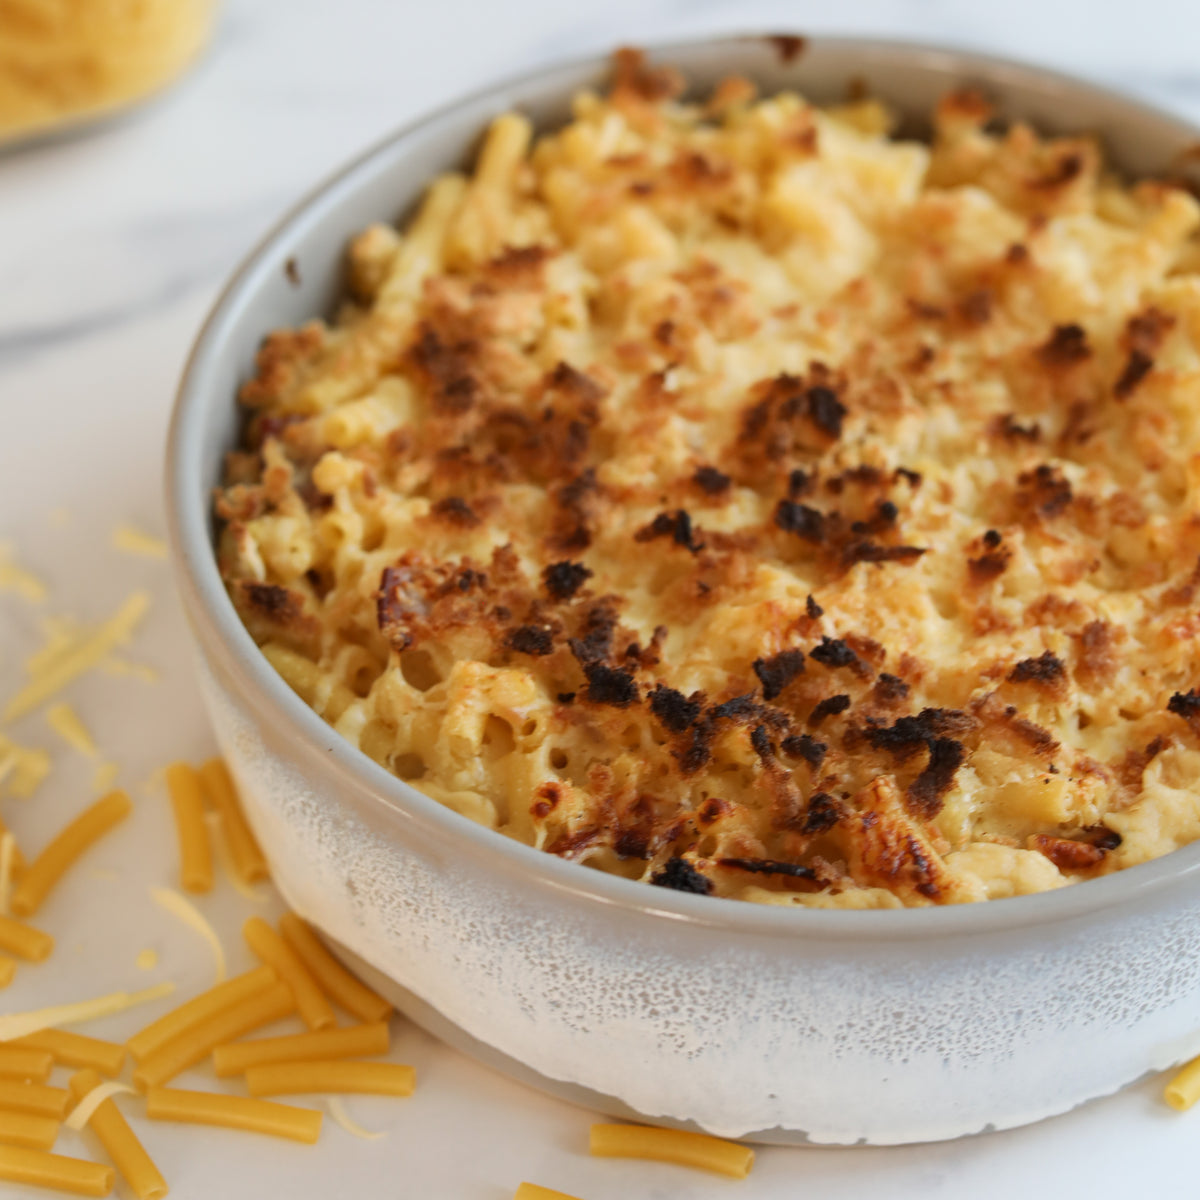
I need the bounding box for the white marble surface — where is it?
[4,0,1200,1195]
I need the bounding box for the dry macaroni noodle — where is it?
[514,1186,585,1200]
[0,1108,59,1152]
[126,965,277,1062]
[244,1059,415,1098]
[242,918,335,1031]
[278,913,392,1023]
[15,1031,126,1078]
[144,1086,323,1144]
[197,759,267,884]
[1165,1054,1200,1110]
[0,914,53,962]
[10,790,132,918]
[213,1020,389,1077]
[0,1081,70,1119]
[0,954,15,990]
[0,1046,53,1082]
[67,1070,168,1200]
[588,1124,755,1179]
[164,763,213,894]
[0,1144,114,1197]
[132,981,296,1091]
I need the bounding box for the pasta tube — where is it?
[1165,1054,1200,1111]
[0,1081,71,1119]
[11,791,132,917]
[0,954,13,989]
[16,1031,125,1077]
[0,1046,53,1082]
[68,1070,167,1200]
[278,914,391,1023]
[165,763,213,894]
[245,1059,415,1098]
[0,1108,59,1151]
[588,1124,755,1179]
[133,982,295,1090]
[145,1087,322,1144]
[127,965,276,1062]
[514,1186,584,1200]
[197,759,267,884]
[0,1145,114,1196]
[213,1021,388,1077]
[242,918,334,1031]
[0,914,54,962]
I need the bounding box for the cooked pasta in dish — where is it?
[216,48,1200,907]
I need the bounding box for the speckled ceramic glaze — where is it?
[166,36,1200,1145]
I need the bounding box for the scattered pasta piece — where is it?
[0,953,15,989]
[242,918,334,1031]
[0,1109,59,1151]
[133,982,295,1090]
[91,764,119,796]
[213,1021,389,1077]
[245,1059,415,1099]
[127,965,275,1062]
[588,1125,755,1179]
[145,1086,322,1144]
[0,830,22,915]
[278,913,392,1024]
[0,736,51,800]
[0,913,54,961]
[0,1045,53,1081]
[0,544,47,603]
[15,1030,126,1077]
[197,759,267,885]
[204,812,265,903]
[0,1080,71,1118]
[0,1144,114,1197]
[0,981,175,1042]
[11,790,133,917]
[64,1077,138,1132]
[4,591,151,721]
[44,704,96,758]
[1165,1054,1200,1110]
[514,1186,585,1200]
[67,1070,167,1200]
[110,526,168,561]
[150,886,225,983]
[136,949,158,970]
[164,764,212,894]
[325,1096,384,1141]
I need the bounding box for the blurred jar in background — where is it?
[0,0,216,143]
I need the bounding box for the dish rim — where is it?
[166,30,1200,943]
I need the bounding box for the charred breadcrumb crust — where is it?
[217,49,1200,909]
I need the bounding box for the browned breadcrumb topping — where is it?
[216,50,1200,909]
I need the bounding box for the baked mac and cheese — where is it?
[216,50,1200,907]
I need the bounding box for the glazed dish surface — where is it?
[215,49,1200,909]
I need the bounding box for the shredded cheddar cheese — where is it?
[64,1079,138,1132]
[111,525,169,560]
[150,886,226,983]
[4,591,151,722]
[0,981,176,1042]
[0,543,47,603]
[45,703,97,757]
[326,1096,385,1141]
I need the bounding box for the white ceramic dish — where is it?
[166,35,1200,1146]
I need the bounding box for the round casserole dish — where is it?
[166,35,1200,1146]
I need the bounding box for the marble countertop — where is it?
[3,0,1200,1195]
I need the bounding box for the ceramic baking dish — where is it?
[165,35,1200,1145]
